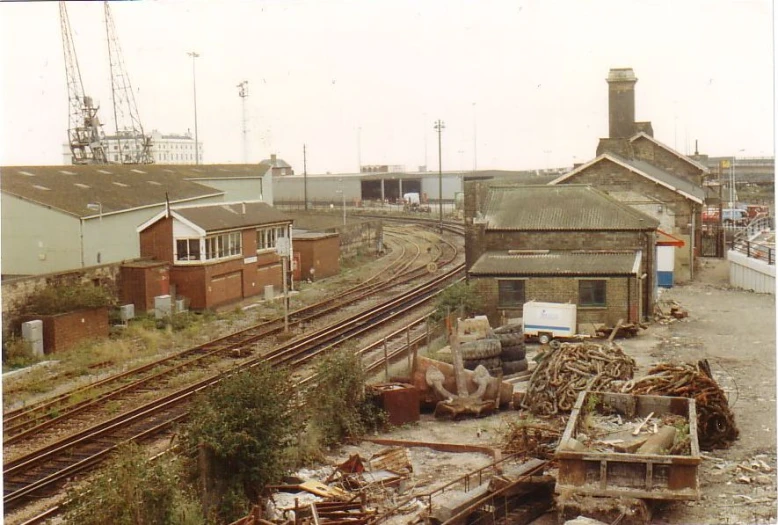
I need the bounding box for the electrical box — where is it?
[175,299,186,313]
[119,304,135,322]
[264,285,274,300]
[21,320,44,356]
[154,294,172,319]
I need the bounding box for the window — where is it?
[176,239,201,261]
[579,280,606,307]
[204,232,242,260]
[498,280,525,307]
[256,227,279,251]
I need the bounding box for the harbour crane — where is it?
[104,1,153,164]
[59,1,108,164]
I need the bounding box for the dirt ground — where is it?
[315,257,776,525]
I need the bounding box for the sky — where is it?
[0,0,774,174]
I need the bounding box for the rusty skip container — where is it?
[556,391,701,501]
[369,383,420,427]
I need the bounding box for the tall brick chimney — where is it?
[606,68,637,138]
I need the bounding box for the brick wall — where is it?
[631,136,704,185]
[295,236,340,281]
[119,262,170,313]
[470,276,638,328]
[139,217,173,262]
[2,262,123,336]
[22,307,109,354]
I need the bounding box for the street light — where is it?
[434,120,445,233]
[187,51,200,165]
[337,179,346,225]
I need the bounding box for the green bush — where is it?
[430,282,483,322]
[308,348,386,447]
[64,443,203,525]
[181,364,303,522]
[23,284,113,316]
[2,336,39,369]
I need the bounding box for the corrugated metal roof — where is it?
[173,201,292,232]
[483,185,659,231]
[469,250,642,276]
[0,164,228,218]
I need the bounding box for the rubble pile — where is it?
[521,343,636,416]
[569,412,692,456]
[621,360,739,449]
[653,300,689,324]
[501,417,563,459]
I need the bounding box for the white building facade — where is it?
[62,129,204,165]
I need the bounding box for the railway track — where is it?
[4,221,465,518]
[3,224,454,453]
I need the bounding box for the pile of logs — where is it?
[521,343,636,416]
[621,360,739,449]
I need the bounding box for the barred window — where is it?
[579,280,606,306]
[498,280,525,307]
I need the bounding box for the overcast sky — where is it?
[0,0,774,173]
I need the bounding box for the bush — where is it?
[64,442,203,525]
[23,284,113,316]
[430,282,483,322]
[308,348,386,447]
[3,336,39,369]
[181,363,303,522]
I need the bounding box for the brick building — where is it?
[550,68,708,283]
[464,184,659,328]
[137,201,293,310]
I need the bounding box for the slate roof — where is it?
[172,201,292,232]
[469,250,642,277]
[549,154,705,204]
[629,132,710,174]
[482,185,659,231]
[618,156,706,203]
[0,164,226,218]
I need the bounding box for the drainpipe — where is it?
[690,207,696,280]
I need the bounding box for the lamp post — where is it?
[187,51,200,165]
[434,120,445,233]
[338,179,346,226]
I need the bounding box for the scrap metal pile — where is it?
[522,342,636,416]
[501,417,564,459]
[621,360,739,449]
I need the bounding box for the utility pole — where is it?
[187,51,200,165]
[357,126,362,172]
[472,102,477,173]
[303,144,308,210]
[434,119,445,233]
[237,80,249,163]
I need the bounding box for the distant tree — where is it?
[64,442,202,525]
[181,363,303,522]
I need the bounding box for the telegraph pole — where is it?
[187,51,200,165]
[303,144,308,210]
[434,119,445,233]
[237,80,249,163]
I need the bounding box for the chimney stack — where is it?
[270,153,277,165]
[606,68,638,138]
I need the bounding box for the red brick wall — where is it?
[119,263,170,313]
[140,217,174,262]
[295,236,340,280]
[23,307,109,354]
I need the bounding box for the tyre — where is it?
[549,339,562,350]
[538,334,551,345]
[502,358,528,375]
[496,332,524,347]
[500,346,526,362]
[458,338,502,360]
[463,356,501,370]
[494,322,523,335]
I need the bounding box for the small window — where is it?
[498,280,525,307]
[579,280,606,307]
[176,239,201,261]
